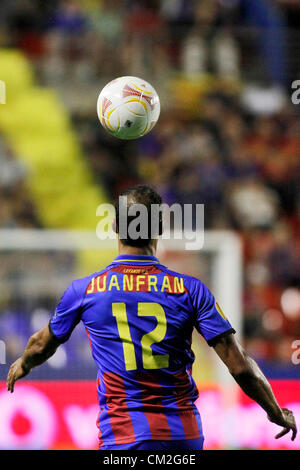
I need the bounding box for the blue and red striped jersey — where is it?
[49,254,235,446]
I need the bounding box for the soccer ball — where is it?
[97,76,160,140]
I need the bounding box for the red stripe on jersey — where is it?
[137,372,172,440]
[173,369,198,410]
[111,265,161,275]
[85,328,93,353]
[103,372,136,444]
[173,370,201,439]
[96,410,103,448]
[96,377,104,447]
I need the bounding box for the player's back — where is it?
[49,254,234,446]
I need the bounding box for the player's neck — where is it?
[118,240,157,257]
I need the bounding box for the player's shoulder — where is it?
[71,267,109,298]
[159,263,205,292]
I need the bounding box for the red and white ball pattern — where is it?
[97,76,160,140]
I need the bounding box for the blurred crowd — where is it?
[0,0,300,375]
[0,137,40,228]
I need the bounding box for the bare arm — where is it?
[213,333,297,441]
[7,324,60,393]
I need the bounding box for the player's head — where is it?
[114,184,163,248]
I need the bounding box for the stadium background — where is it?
[0,0,299,449]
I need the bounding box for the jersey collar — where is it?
[112,254,160,264]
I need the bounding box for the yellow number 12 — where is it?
[112,302,169,371]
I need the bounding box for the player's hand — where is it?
[268,408,297,441]
[6,358,30,393]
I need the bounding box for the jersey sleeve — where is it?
[191,279,235,346]
[49,281,83,343]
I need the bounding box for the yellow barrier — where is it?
[0,49,116,272]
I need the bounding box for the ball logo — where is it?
[122,83,155,110]
[100,97,113,130]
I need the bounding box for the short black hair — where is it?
[114,184,163,247]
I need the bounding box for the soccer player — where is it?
[7,185,297,450]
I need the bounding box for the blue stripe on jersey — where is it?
[49,254,235,445]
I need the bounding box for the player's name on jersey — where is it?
[86,273,186,294]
